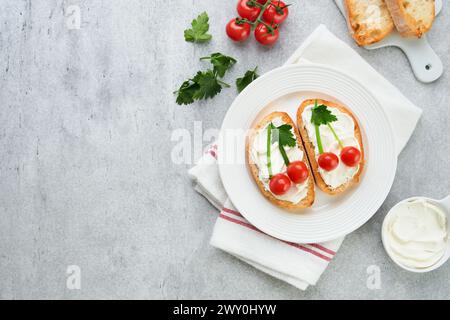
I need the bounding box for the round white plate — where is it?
[217,64,397,243]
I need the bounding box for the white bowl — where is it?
[381,196,450,273]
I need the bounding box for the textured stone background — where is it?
[0,0,449,299]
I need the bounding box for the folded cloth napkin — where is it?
[189,24,422,290]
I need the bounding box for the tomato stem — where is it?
[240,0,275,32]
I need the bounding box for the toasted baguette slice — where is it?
[297,99,365,195]
[385,0,434,37]
[344,0,395,46]
[246,112,315,210]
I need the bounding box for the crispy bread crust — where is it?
[296,99,365,195]
[246,112,315,210]
[344,0,394,46]
[385,0,435,37]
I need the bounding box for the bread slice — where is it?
[246,112,315,210]
[297,99,365,195]
[344,0,395,46]
[385,0,435,37]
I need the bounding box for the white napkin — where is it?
[189,24,422,290]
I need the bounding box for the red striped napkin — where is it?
[190,144,343,290]
[189,25,421,290]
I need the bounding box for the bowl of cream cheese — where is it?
[382,196,450,272]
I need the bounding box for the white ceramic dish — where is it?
[218,64,397,243]
[382,196,450,273]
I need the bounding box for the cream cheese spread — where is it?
[384,198,448,269]
[302,105,360,189]
[250,117,309,204]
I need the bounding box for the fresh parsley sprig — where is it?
[236,67,259,92]
[184,12,212,43]
[310,100,343,153]
[266,122,296,177]
[200,53,237,78]
[175,53,237,105]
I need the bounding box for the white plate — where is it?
[217,64,397,243]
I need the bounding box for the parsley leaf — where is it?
[270,123,296,166]
[236,67,259,92]
[310,104,337,126]
[174,52,236,105]
[201,53,237,78]
[175,70,227,105]
[184,12,212,43]
[310,101,343,153]
[192,70,222,100]
[175,80,199,105]
[272,124,296,148]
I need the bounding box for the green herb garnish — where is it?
[175,53,236,105]
[200,53,237,78]
[236,67,259,92]
[184,12,212,43]
[266,122,296,176]
[310,100,343,153]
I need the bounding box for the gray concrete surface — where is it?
[0,0,449,300]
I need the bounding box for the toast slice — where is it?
[246,112,315,210]
[385,0,435,37]
[344,0,395,46]
[297,99,365,195]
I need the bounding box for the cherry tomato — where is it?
[269,174,292,195]
[287,161,309,184]
[254,23,279,46]
[340,146,361,167]
[318,152,339,171]
[257,0,268,4]
[263,1,289,24]
[237,0,262,21]
[226,18,251,42]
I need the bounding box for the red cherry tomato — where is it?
[237,0,261,21]
[263,1,289,24]
[287,161,309,184]
[257,0,268,4]
[318,152,339,171]
[340,146,361,167]
[226,18,251,42]
[254,23,279,46]
[269,174,292,195]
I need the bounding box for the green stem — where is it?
[279,145,290,166]
[327,123,344,149]
[313,100,324,154]
[240,0,274,31]
[217,79,230,88]
[315,124,324,154]
[255,0,273,28]
[267,123,273,179]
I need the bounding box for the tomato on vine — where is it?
[226,18,251,42]
[254,23,279,46]
[226,0,291,45]
[237,0,261,21]
[263,0,289,24]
